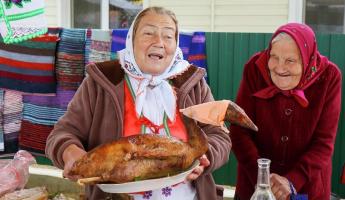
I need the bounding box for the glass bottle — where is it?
[250,158,276,200]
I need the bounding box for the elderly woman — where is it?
[46,7,231,200]
[231,23,342,200]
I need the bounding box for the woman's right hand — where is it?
[270,173,291,200]
[62,144,86,181]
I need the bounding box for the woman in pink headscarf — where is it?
[231,23,342,200]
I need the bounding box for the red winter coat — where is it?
[231,52,342,200]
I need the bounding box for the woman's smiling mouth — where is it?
[148,53,163,60]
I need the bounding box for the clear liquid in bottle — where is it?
[250,158,276,200]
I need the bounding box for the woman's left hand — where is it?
[270,173,291,200]
[186,154,210,181]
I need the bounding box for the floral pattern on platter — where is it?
[4,0,31,9]
[140,186,174,199]
[162,187,172,197]
[143,191,153,199]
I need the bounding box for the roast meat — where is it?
[69,100,257,184]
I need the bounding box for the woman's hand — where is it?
[62,144,86,181]
[270,173,291,200]
[186,154,210,181]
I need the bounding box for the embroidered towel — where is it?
[0,0,47,43]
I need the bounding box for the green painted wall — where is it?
[206,32,345,197]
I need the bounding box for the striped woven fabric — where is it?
[0,90,23,157]
[179,32,193,56]
[179,31,207,68]
[0,90,3,152]
[187,32,207,70]
[19,28,84,156]
[22,103,66,126]
[84,29,92,65]
[111,29,127,60]
[3,91,23,134]
[55,28,86,90]
[19,87,75,155]
[87,29,112,64]
[23,87,75,109]
[0,28,60,94]
[19,120,53,156]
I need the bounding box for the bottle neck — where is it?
[257,165,270,186]
[251,159,276,200]
[256,158,271,186]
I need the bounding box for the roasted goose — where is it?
[69,100,257,184]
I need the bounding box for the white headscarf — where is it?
[118,9,190,126]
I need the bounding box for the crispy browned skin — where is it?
[68,116,208,184]
[225,101,258,132]
[69,100,257,184]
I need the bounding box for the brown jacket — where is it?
[46,60,231,200]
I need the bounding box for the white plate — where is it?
[97,160,200,193]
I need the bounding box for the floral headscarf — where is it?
[118,9,190,125]
[253,23,329,107]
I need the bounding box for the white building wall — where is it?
[214,0,288,32]
[146,0,289,32]
[45,0,59,27]
[47,0,294,32]
[146,0,213,31]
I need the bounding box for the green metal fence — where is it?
[206,32,345,197]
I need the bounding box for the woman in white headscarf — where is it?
[46,7,231,200]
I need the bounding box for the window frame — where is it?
[302,0,345,34]
[57,0,72,28]
[59,0,145,29]
[288,0,304,23]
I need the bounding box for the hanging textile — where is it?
[0,90,4,152]
[19,87,76,156]
[84,29,92,65]
[0,90,23,158]
[0,0,47,44]
[111,29,127,59]
[0,28,60,94]
[55,28,86,90]
[179,31,207,80]
[88,29,112,63]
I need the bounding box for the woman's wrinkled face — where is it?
[268,38,303,90]
[133,11,177,75]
